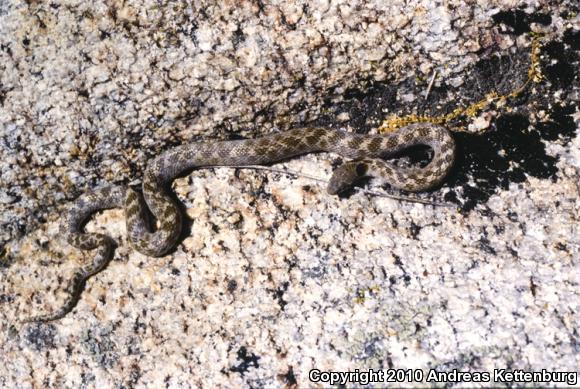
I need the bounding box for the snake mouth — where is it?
[327,161,368,195]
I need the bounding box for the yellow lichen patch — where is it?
[352,285,382,304]
[378,34,544,134]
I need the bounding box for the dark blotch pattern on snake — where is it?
[26,123,455,322]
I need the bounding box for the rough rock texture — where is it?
[1,0,578,387]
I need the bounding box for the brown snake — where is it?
[25,123,455,322]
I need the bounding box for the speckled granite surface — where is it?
[1,0,579,387]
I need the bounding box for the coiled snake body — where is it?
[27,123,455,322]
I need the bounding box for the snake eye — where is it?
[355,163,368,177]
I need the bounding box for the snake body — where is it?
[28,123,455,322]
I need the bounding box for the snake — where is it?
[25,123,455,322]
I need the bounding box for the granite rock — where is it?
[0,0,578,387]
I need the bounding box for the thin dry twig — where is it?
[424,70,437,100]
[232,165,455,208]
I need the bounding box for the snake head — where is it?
[327,161,368,195]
